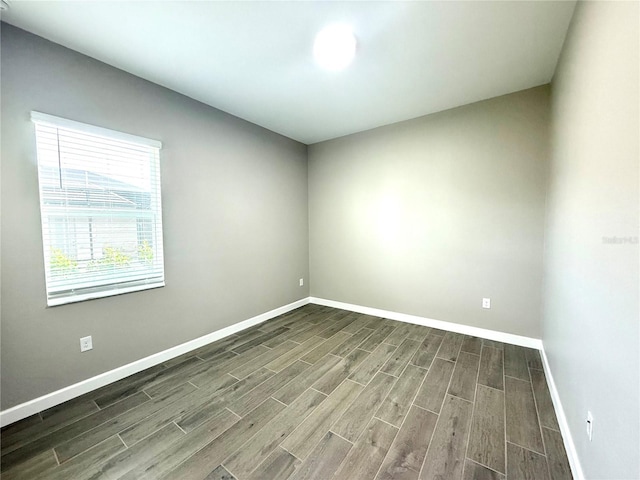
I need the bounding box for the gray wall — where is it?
[309,86,549,338]
[0,24,309,410]
[543,2,639,479]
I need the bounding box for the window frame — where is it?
[32,111,166,306]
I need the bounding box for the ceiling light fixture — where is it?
[313,24,357,71]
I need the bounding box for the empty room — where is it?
[1,1,638,479]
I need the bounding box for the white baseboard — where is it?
[539,347,585,480]
[0,297,310,427]
[310,297,542,349]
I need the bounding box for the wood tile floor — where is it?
[0,304,573,480]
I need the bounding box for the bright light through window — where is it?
[32,112,165,306]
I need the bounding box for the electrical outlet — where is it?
[586,411,593,441]
[299,278,304,287]
[80,336,93,352]
[482,298,491,309]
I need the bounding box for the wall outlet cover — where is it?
[80,336,93,352]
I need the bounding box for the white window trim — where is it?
[47,282,165,307]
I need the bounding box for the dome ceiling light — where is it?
[313,24,357,71]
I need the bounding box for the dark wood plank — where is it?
[264,336,325,371]
[363,315,384,329]
[287,322,338,344]
[332,372,396,442]
[384,323,413,346]
[332,327,375,357]
[317,312,357,339]
[125,372,237,445]
[40,396,99,424]
[91,422,184,479]
[145,351,236,397]
[229,340,301,379]
[1,392,148,471]
[301,332,352,364]
[359,325,396,352]
[429,328,447,337]
[224,388,325,478]
[411,334,444,369]
[524,348,543,370]
[261,322,314,347]
[1,449,58,480]
[174,368,273,434]
[413,358,455,414]
[227,361,310,417]
[350,342,398,385]
[382,338,421,377]
[462,459,505,480]
[263,307,316,330]
[467,385,505,473]
[1,397,100,454]
[448,351,480,402]
[205,465,237,480]
[160,398,286,480]
[189,345,270,387]
[257,310,299,331]
[55,382,196,463]
[420,395,473,480]
[310,307,343,320]
[231,326,290,354]
[190,334,244,360]
[482,339,504,350]
[375,406,438,480]
[504,344,529,381]
[245,448,300,480]
[530,369,560,430]
[405,324,432,341]
[312,349,369,395]
[341,313,377,334]
[35,435,125,480]
[100,357,200,406]
[334,417,398,480]
[0,413,43,440]
[478,346,504,390]
[214,328,267,352]
[282,380,363,460]
[376,364,427,427]
[87,363,166,406]
[506,442,550,480]
[542,427,573,480]
[505,376,544,454]
[119,408,240,480]
[288,431,352,480]
[436,332,464,362]
[461,336,482,355]
[273,353,341,405]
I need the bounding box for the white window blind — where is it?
[32,112,165,306]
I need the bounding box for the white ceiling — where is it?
[2,1,576,144]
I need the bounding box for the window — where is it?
[32,112,165,306]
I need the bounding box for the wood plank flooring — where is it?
[0,304,572,480]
